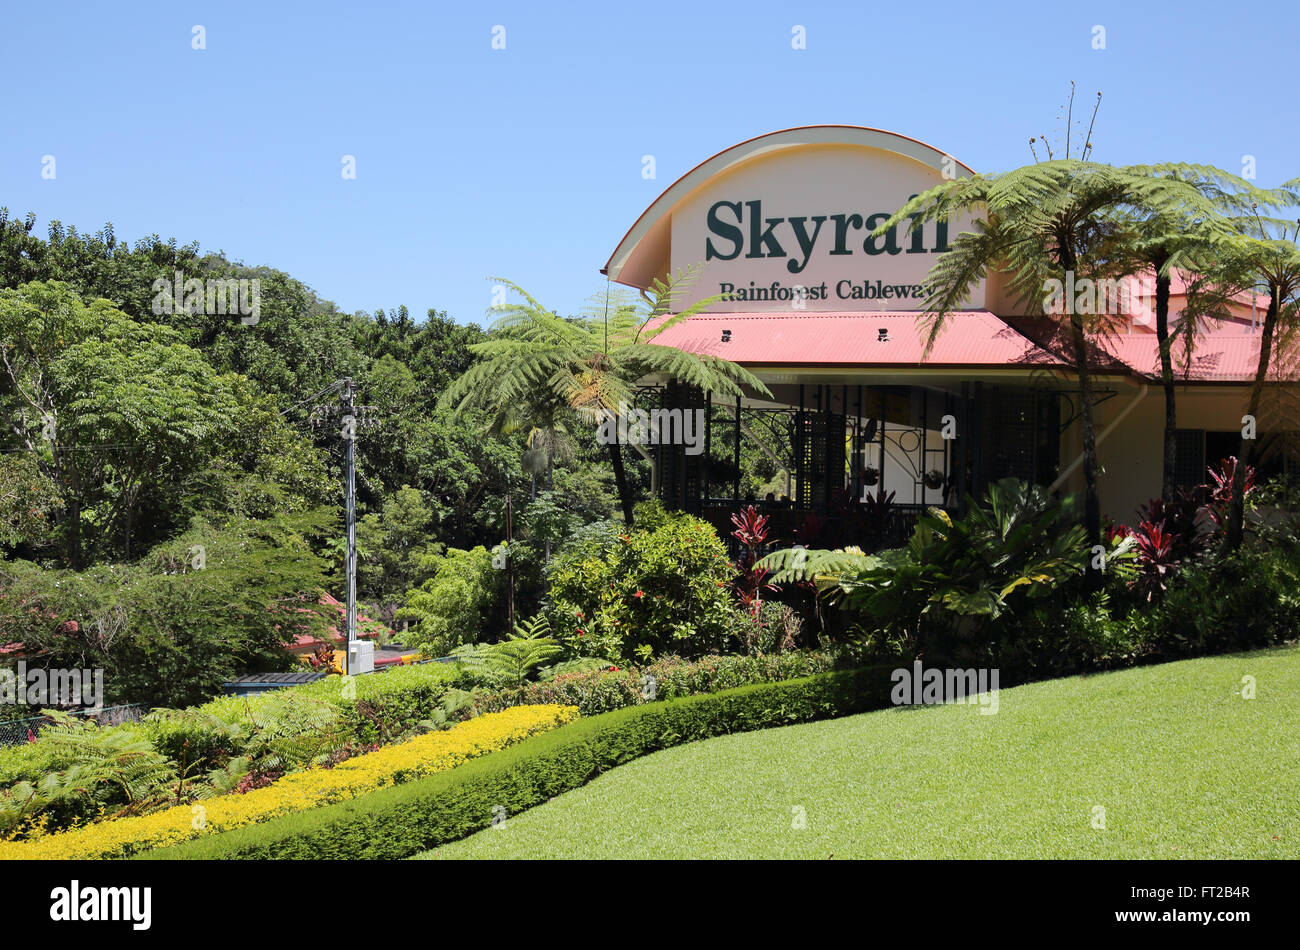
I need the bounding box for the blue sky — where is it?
[3,0,1297,326]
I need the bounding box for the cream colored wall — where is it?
[1058,384,1250,523]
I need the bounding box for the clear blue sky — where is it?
[4,0,1296,326]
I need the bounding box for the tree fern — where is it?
[869,159,1266,581]
[439,274,772,526]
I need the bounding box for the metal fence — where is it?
[0,704,149,746]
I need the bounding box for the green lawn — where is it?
[420,645,1300,859]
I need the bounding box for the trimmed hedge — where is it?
[136,665,896,860]
[472,651,843,718]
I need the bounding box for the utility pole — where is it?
[308,378,380,676]
[342,378,358,674]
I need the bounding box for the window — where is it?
[1174,429,1205,487]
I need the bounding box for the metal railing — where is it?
[0,704,148,746]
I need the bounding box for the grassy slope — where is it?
[422,645,1300,859]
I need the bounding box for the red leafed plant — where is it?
[1136,484,1213,559]
[307,643,334,670]
[730,505,770,550]
[1130,520,1178,601]
[731,505,777,618]
[1206,457,1256,528]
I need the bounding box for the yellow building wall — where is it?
[1058,384,1251,524]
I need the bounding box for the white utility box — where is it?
[347,639,375,675]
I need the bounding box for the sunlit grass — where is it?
[420,645,1300,859]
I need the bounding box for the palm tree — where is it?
[441,271,771,527]
[480,390,575,499]
[1210,198,1300,551]
[1109,163,1266,499]
[871,160,1227,585]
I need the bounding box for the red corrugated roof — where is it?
[651,310,1063,368]
[649,310,1281,383]
[1101,331,1272,382]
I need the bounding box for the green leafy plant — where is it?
[0,711,178,836]
[545,503,740,661]
[451,615,561,689]
[761,480,1131,665]
[395,546,501,656]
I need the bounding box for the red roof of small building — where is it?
[288,592,390,650]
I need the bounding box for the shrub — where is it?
[743,600,802,655]
[545,502,738,661]
[0,513,333,708]
[995,596,1147,681]
[395,546,500,656]
[468,650,843,718]
[143,661,465,767]
[761,480,1118,667]
[135,666,896,860]
[449,615,561,689]
[1,704,576,859]
[0,712,179,838]
[1140,547,1299,657]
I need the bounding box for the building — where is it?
[602,125,1297,541]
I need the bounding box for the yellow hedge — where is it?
[0,704,578,860]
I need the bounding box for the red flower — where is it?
[633,590,644,598]
[577,630,585,636]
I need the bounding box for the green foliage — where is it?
[450,615,561,688]
[0,281,245,563]
[471,650,844,718]
[545,504,741,661]
[137,665,897,860]
[138,661,464,768]
[0,711,179,836]
[395,546,501,656]
[356,485,440,622]
[994,596,1147,680]
[761,480,1127,665]
[0,454,59,551]
[145,692,347,782]
[542,657,613,678]
[1138,546,1300,657]
[0,513,332,707]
